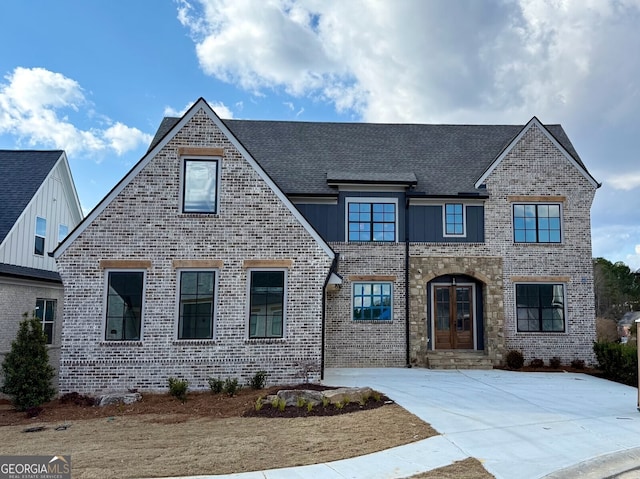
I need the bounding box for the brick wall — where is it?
[483,124,597,364]
[56,109,332,394]
[0,277,63,394]
[324,242,406,367]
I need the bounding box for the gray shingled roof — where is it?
[149,117,584,196]
[0,262,61,283]
[0,150,62,243]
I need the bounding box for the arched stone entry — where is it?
[409,256,505,367]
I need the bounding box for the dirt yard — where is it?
[0,384,457,479]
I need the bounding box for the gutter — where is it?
[405,196,411,367]
[321,253,341,380]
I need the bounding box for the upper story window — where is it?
[353,282,392,321]
[347,199,397,242]
[513,204,561,243]
[444,203,465,236]
[105,270,145,341]
[58,224,68,244]
[516,283,565,332]
[35,298,56,344]
[177,270,216,340]
[248,270,286,339]
[34,217,46,256]
[182,159,219,213]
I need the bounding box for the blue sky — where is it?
[1,0,639,268]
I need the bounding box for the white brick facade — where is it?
[56,107,333,393]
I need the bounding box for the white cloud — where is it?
[0,67,151,157]
[177,0,640,126]
[605,173,640,191]
[164,100,233,119]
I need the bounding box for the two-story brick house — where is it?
[54,98,599,393]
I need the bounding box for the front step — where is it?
[426,350,494,370]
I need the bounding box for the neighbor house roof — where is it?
[0,150,64,243]
[0,262,61,283]
[149,117,589,197]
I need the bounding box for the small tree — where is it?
[1,313,56,410]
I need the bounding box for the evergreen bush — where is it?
[593,341,637,386]
[1,314,56,411]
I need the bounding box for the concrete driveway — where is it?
[323,368,640,479]
[168,368,640,479]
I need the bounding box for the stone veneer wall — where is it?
[324,242,406,367]
[482,124,597,364]
[56,109,332,394]
[0,277,63,394]
[408,252,504,366]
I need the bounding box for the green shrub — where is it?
[530,358,544,368]
[223,378,239,397]
[167,377,189,402]
[1,314,56,411]
[208,377,224,394]
[570,359,585,370]
[549,357,562,369]
[249,370,268,390]
[505,350,524,370]
[296,396,306,408]
[306,402,313,413]
[593,341,638,386]
[254,396,264,411]
[321,396,330,407]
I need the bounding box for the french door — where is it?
[434,285,474,349]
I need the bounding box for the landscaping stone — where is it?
[262,387,375,407]
[97,392,142,407]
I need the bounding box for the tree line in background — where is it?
[593,257,640,320]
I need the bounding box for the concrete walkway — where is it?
[165,368,640,479]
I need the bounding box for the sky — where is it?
[0,0,639,269]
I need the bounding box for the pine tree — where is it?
[1,313,56,410]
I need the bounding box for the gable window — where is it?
[178,270,216,339]
[513,204,561,243]
[347,200,396,242]
[249,270,285,339]
[34,217,46,256]
[35,298,56,344]
[105,271,144,341]
[58,224,68,244]
[444,203,465,236]
[516,283,565,332]
[353,282,392,321]
[183,159,219,213]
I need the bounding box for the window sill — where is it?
[172,339,216,345]
[245,338,286,344]
[516,331,567,335]
[99,341,143,346]
[352,320,393,323]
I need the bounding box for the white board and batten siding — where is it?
[0,156,82,272]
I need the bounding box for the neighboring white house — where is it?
[0,150,83,391]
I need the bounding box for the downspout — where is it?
[405,196,411,367]
[321,253,340,380]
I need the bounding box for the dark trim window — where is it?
[353,282,392,321]
[58,224,68,244]
[105,271,144,341]
[35,298,56,344]
[249,270,285,339]
[444,203,464,236]
[178,271,216,339]
[34,216,46,255]
[513,204,561,243]
[516,283,565,332]
[348,202,396,242]
[183,159,219,213]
